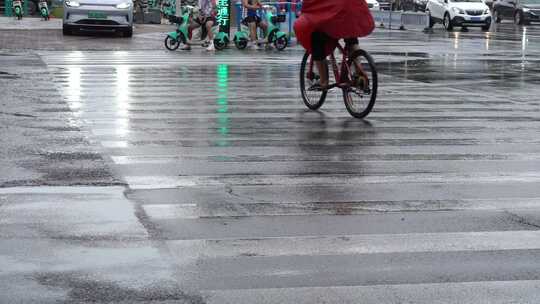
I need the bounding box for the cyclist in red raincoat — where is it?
[294,0,375,90]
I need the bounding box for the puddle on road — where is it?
[376,55,540,87]
[35,272,206,303]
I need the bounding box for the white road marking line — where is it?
[165,230,540,260]
[201,280,540,304]
[125,172,540,189]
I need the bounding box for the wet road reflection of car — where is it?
[63,0,134,37]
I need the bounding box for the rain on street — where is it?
[2,18,540,303]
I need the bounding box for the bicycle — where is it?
[233,5,288,51]
[299,40,378,119]
[164,6,229,51]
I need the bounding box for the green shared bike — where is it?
[164,6,229,51]
[13,0,24,20]
[233,5,288,50]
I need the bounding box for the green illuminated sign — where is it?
[216,0,230,34]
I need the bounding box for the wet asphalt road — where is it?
[2,22,540,303]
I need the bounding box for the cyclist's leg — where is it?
[182,20,200,50]
[190,14,203,35]
[345,37,369,88]
[312,31,329,89]
[247,16,258,42]
[345,38,364,73]
[258,16,268,38]
[205,17,215,40]
[258,17,271,48]
[205,18,216,50]
[199,21,208,41]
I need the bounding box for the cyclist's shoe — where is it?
[308,79,328,91]
[309,83,327,91]
[202,39,210,47]
[353,73,371,94]
[181,44,192,51]
[206,41,215,51]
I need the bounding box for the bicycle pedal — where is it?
[353,74,370,91]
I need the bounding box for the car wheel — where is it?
[62,26,72,35]
[482,20,491,31]
[123,28,133,38]
[514,11,524,25]
[443,13,454,31]
[493,9,502,23]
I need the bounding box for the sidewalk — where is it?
[0,16,62,30]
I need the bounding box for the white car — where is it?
[426,0,492,31]
[63,0,134,37]
[367,0,381,10]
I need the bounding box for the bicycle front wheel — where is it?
[164,36,180,51]
[300,52,327,110]
[343,49,378,119]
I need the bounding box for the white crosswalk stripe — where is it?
[124,172,540,189]
[45,50,540,302]
[165,230,540,259]
[201,280,540,304]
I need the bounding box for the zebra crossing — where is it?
[45,49,540,302]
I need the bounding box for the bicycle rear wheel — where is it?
[300,52,327,110]
[343,49,378,119]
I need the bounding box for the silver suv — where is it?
[63,0,134,37]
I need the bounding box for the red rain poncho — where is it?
[294,0,375,55]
